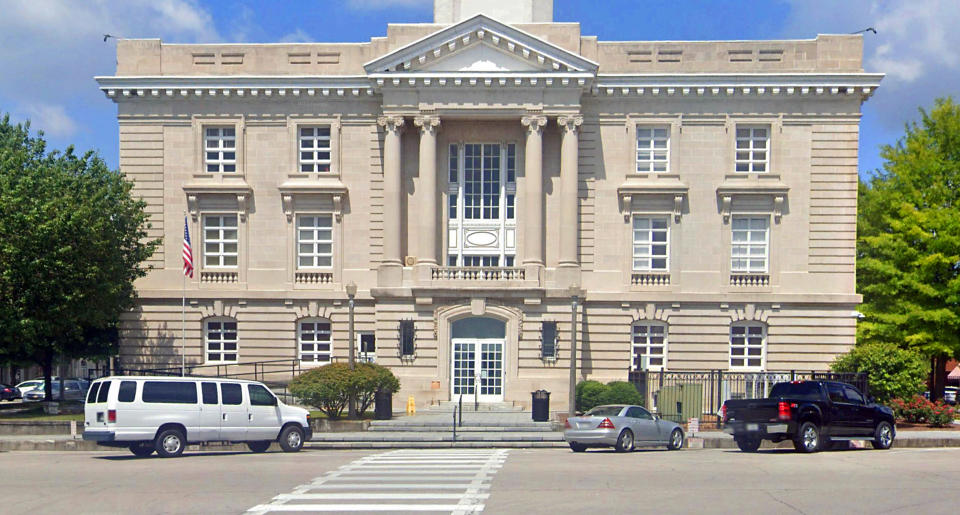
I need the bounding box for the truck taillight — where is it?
[107,410,116,423]
[721,404,727,422]
[597,417,615,429]
[777,401,792,421]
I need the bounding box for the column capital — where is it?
[557,114,583,133]
[413,114,441,134]
[521,114,548,134]
[377,115,405,132]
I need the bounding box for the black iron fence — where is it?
[119,359,305,404]
[628,370,869,425]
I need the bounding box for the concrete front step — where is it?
[423,402,524,413]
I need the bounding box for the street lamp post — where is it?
[568,286,580,417]
[346,281,358,418]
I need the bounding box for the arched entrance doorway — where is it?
[451,317,505,403]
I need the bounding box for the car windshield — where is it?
[770,382,822,401]
[585,406,623,417]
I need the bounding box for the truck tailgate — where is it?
[725,399,781,423]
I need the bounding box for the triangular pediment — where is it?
[364,14,598,75]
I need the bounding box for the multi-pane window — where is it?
[297,215,333,268]
[205,127,236,172]
[203,215,238,268]
[358,333,376,363]
[632,323,666,371]
[541,322,557,360]
[299,126,331,172]
[735,126,769,173]
[636,126,669,173]
[731,216,769,273]
[730,323,765,369]
[299,319,332,365]
[206,318,238,363]
[462,144,501,219]
[632,216,669,271]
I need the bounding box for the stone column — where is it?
[558,114,583,269]
[377,115,404,285]
[413,115,441,272]
[521,114,547,267]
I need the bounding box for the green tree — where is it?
[856,98,960,400]
[830,343,927,402]
[0,115,159,400]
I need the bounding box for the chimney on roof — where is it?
[434,0,553,24]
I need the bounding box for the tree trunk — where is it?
[931,354,948,402]
[42,357,53,402]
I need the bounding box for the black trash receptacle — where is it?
[531,390,550,422]
[374,390,393,420]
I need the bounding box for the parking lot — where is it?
[1,446,959,514]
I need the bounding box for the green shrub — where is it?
[575,380,607,412]
[351,363,401,415]
[289,363,353,418]
[830,343,926,402]
[928,402,957,428]
[599,381,643,406]
[890,396,932,423]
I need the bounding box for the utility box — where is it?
[657,384,702,423]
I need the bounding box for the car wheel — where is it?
[735,436,761,452]
[568,442,587,453]
[247,441,271,453]
[795,421,822,453]
[129,443,154,458]
[154,428,186,458]
[279,425,304,453]
[667,428,684,450]
[615,429,634,453]
[871,421,894,450]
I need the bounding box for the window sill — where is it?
[618,178,688,219]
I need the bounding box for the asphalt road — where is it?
[1,446,959,514]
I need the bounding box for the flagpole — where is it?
[182,212,187,377]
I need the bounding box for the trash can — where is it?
[375,390,393,420]
[531,390,550,422]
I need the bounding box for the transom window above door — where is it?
[447,142,517,267]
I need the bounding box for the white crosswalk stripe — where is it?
[247,449,508,514]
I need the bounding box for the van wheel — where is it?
[279,425,304,452]
[155,428,186,458]
[129,443,154,457]
[247,441,271,453]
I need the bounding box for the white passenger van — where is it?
[82,376,311,458]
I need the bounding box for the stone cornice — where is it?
[96,75,375,102]
[594,72,884,100]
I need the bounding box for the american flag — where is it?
[182,216,194,278]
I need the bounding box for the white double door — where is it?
[451,338,504,403]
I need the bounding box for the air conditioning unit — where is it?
[404,256,417,266]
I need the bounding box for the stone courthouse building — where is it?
[97,0,881,410]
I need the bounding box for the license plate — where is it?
[97,412,104,422]
[746,423,759,431]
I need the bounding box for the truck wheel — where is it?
[735,436,761,452]
[667,428,684,450]
[568,442,587,452]
[871,421,894,450]
[155,428,186,458]
[279,425,304,452]
[129,443,154,457]
[615,429,634,452]
[795,421,822,453]
[247,441,271,453]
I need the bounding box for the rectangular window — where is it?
[632,216,669,271]
[205,127,236,173]
[203,215,238,268]
[201,382,218,405]
[462,255,500,267]
[86,382,101,403]
[220,383,242,405]
[117,381,136,403]
[142,381,198,404]
[448,194,458,220]
[248,384,276,406]
[506,194,515,220]
[206,319,238,363]
[400,320,415,357]
[96,381,112,403]
[541,322,557,359]
[299,126,331,172]
[449,144,458,183]
[359,333,376,363]
[299,320,332,364]
[731,216,769,273]
[632,324,666,370]
[447,255,458,266]
[506,143,516,183]
[463,144,501,220]
[730,323,765,369]
[735,126,769,173]
[637,126,669,173]
[297,214,333,268]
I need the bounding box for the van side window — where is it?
[86,382,101,403]
[142,381,198,404]
[248,384,275,406]
[117,381,137,402]
[97,381,112,403]
[221,383,242,405]
[202,382,219,405]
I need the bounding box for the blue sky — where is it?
[2,0,958,178]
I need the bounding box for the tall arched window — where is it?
[205,317,238,364]
[631,322,667,371]
[298,318,332,365]
[730,321,766,370]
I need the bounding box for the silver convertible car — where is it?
[564,404,685,452]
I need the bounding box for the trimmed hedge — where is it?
[575,380,644,412]
[290,362,400,419]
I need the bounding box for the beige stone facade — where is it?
[98,2,881,411]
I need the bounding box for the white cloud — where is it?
[20,103,79,138]
[278,29,315,43]
[346,0,433,10]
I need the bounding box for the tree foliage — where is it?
[830,343,926,402]
[576,380,644,412]
[0,114,159,399]
[856,98,960,397]
[290,363,401,418]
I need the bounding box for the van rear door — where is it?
[84,380,107,430]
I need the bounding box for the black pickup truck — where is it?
[722,380,896,453]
